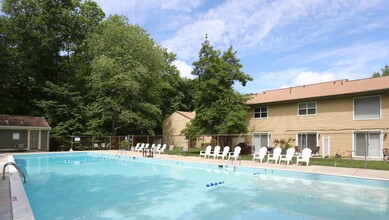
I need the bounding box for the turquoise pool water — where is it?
[14,152,389,220]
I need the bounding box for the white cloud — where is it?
[94,0,203,17]
[292,71,338,86]
[161,0,387,62]
[172,60,195,79]
[292,40,389,76]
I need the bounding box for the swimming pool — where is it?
[14,152,389,219]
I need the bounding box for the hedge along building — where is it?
[0,114,51,151]
[246,76,389,159]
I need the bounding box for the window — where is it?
[298,102,316,116]
[253,107,268,118]
[354,96,381,120]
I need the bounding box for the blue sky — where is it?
[94,0,389,94]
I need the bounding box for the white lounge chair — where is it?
[147,144,156,152]
[157,144,167,154]
[217,146,230,160]
[267,147,282,164]
[136,143,145,152]
[143,143,150,152]
[153,143,161,153]
[199,145,212,158]
[210,146,221,159]
[228,146,241,162]
[279,147,296,165]
[296,148,312,166]
[131,143,140,151]
[253,146,268,163]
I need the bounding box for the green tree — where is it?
[182,36,252,139]
[159,52,195,117]
[36,82,87,136]
[0,0,104,118]
[86,15,170,135]
[372,65,389,77]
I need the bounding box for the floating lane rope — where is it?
[206,181,225,187]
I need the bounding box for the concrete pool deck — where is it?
[1,150,389,220]
[95,150,389,181]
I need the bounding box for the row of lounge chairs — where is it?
[130,143,167,154]
[253,146,312,166]
[199,145,242,161]
[200,145,312,166]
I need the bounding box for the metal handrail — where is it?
[2,162,26,184]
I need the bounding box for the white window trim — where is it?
[353,95,382,120]
[352,130,383,159]
[253,106,268,119]
[297,101,317,116]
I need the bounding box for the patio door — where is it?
[297,133,317,154]
[253,133,269,153]
[354,132,381,157]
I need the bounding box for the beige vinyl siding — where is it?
[248,93,389,156]
[163,112,190,147]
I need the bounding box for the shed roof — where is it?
[247,76,389,105]
[0,114,50,128]
[176,111,195,120]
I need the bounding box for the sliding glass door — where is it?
[253,133,269,153]
[298,133,317,154]
[354,132,381,157]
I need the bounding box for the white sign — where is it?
[13,133,20,140]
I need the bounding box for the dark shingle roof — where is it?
[0,114,50,127]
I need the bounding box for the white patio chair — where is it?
[157,144,167,154]
[210,146,221,159]
[153,143,161,153]
[279,147,296,165]
[216,146,230,160]
[228,146,241,162]
[253,146,268,163]
[199,145,212,158]
[296,148,312,166]
[136,143,145,152]
[131,143,140,151]
[267,147,282,164]
[143,143,150,152]
[147,144,156,152]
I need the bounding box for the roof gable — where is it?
[0,114,50,128]
[176,111,195,120]
[247,76,389,105]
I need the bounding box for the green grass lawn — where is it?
[165,147,389,171]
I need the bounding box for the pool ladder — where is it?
[2,162,26,184]
[115,149,127,159]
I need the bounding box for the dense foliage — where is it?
[0,0,193,136]
[182,36,252,139]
